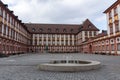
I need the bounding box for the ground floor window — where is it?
[117,44,120,51]
[111,44,114,51]
[106,45,109,51]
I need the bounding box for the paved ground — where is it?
[0,53,120,80]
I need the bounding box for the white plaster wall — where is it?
[72,35,74,45]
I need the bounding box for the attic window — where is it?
[88,25,92,28]
[32,28,35,32]
[63,28,67,32]
[39,28,43,32]
[56,28,59,32]
[48,28,51,32]
[70,29,73,32]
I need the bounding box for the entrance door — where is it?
[89,45,92,53]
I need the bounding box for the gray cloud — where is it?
[2,0,116,31]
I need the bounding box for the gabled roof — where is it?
[25,19,99,34]
[79,19,99,31]
[104,0,119,13]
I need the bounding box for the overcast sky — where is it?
[1,0,116,32]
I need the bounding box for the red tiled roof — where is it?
[25,23,80,34]
[25,19,99,34]
[79,19,99,31]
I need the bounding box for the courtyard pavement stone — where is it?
[0,53,120,80]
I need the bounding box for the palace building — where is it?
[0,0,120,55]
[25,20,99,53]
[0,1,99,54]
[81,0,120,55]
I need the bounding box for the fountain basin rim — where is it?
[38,60,101,72]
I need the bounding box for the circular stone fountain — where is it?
[38,60,101,72]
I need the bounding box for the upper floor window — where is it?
[89,31,92,36]
[94,31,96,36]
[114,7,118,14]
[109,11,112,18]
[115,23,119,32]
[110,26,113,34]
[85,31,87,36]
[78,26,82,31]
[88,25,92,28]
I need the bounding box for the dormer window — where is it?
[109,11,112,18]
[88,25,92,28]
[39,28,43,32]
[70,29,73,32]
[63,28,66,32]
[56,28,59,32]
[48,28,51,32]
[114,7,117,14]
[32,28,35,32]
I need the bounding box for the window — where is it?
[39,28,43,32]
[117,44,120,51]
[89,31,92,36]
[63,28,66,32]
[10,17,12,24]
[3,10,5,18]
[114,7,118,14]
[111,39,113,42]
[117,38,119,41]
[94,31,96,36]
[115,24,119,32]
[110,26,113,34]
[106,45,109,51]
[6,26,8,35]
[70,29,73,32]
[111,44,114,51]
[88,25,92,28]
[85,31,87,36]
[56,28,59,32]
[48,28,51,32]
[106,40,109,43]
[0,23,2,33]
[109,11,112,18]
[32,28,35,32]
[4,25,6,35]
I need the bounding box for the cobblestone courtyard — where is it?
[0,53,120,80]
